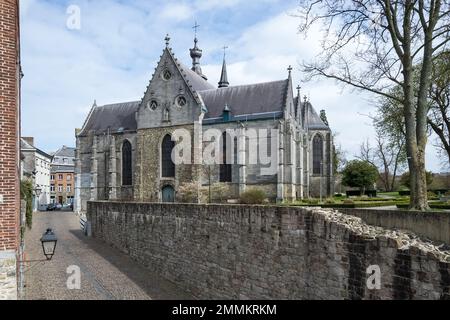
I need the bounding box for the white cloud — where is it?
[19,1,443,172]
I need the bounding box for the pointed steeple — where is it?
[218,47,229,88]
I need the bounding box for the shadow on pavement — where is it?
[69,229,194,300]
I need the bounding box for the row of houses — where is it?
[20,138,75,210]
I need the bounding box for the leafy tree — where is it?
[296,0,450,210]
[342,160,379,195]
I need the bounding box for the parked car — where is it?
[46,204,57,211]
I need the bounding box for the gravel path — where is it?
[24,211,193,300]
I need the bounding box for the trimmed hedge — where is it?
[346,190,377,198]
[396,203,450,210]
[293,201,408,209]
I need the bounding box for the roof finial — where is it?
[190,22,207,80]
[93,99,97,107]
[165,34,170,47]
[303,95,308,103]
[296,85,301,98]
[288,65,293,76]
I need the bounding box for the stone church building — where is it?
[74,35,333,213]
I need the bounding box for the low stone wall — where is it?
[87,202,450,300]
[0,251,17,300]
[340,209,450,245]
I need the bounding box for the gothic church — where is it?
[74,35,333,213]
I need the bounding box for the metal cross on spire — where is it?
[288,65,293,75]
[193,21,200,38]
[222,45,228,59]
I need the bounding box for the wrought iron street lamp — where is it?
[40,228,58,260]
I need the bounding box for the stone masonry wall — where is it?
[0,251,17,300]
[87,202,450,300]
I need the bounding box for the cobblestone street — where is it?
[24,211,193,300]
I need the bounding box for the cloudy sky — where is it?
[20,0,444,172]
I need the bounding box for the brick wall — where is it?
[88,202,450,300]
[0,0,20,301]
[0,0,20,251]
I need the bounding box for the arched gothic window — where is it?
[313,135,324,175]
[220,132,232,182]
[162,135,175,178]
[122,140,133,186]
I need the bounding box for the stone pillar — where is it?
[74,133,82,213]
[238,125,247,195]
[304,134,310,198]
[297,131,304,199]
[109,136,117,200]
[288,125,296,200]
[277,122,284,201]
[90,136,98,201]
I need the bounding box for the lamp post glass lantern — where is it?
[40,229,57,260]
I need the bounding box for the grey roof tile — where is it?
[54,146,76,158]
[79,101,140,136]
[199,80,289,120]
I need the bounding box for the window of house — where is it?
[122,140,133,186]
[220,132,232,182]
[161,135,175,178]
[58,185,63,192]
[67,174,72,181]
[313,135,324,175]
[50,185,55,192]
[58,174,63,180]
[66,185,71,193]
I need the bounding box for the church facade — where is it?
[74,35,333,213]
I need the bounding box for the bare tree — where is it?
[296,0,450,210]
[428,50,450,166]
[358,135,406,191]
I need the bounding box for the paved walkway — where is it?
[24,211,193,300]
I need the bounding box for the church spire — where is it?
[189,22,207,80]
[218,46,229,88]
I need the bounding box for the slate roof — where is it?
[294,97,330,131]
[199,80,288,121]
[305,102,330,130]
[181,64,215,91]
[20,138,53,159]
[79,101,140,136]
[54,146,76,158]
[20,138,34,150]
[51,165,75,173]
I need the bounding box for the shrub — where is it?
[239,189,267,205]
[21,179,33,229]
[342,160,379,195]
[343,199,354,205]
[308,199,320,205]
[178,182,199,203]
[211,183,228,203]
